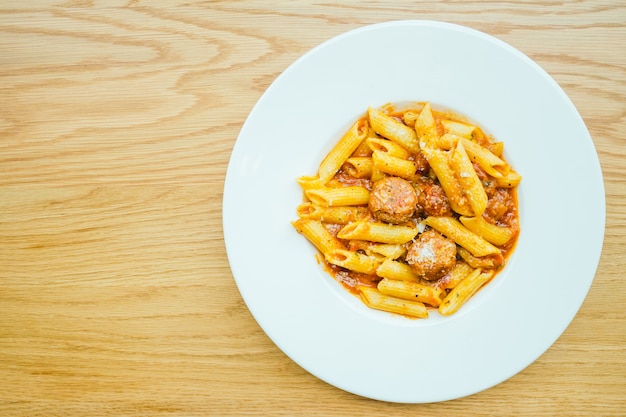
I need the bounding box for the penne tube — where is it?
[436,133,461,150]
[457,247,503,269]
[305,186,370,207]
[415,102,439,150]
[359,286,429,318]
[495,170,522,188]
[439,261,474,289]
[337,221,418,244]
[351,126,375,156]
[376,258,419,282]
[320,206,369,224]
[441,119,476,139]
[369,243,406,259]
[291,219,345,255]
[343,157,374,179]
[402,110,420,128]
[296,175,323,190]
[370,167,386,183]
[366,137,410,158]
[318,117,369,184]
[426,149,474,216]
[488,141,504,157]
[296,202,324,220]
[372,150,417,179]
[459,215,515,246]
[368,107,420,153]
[460,138,508,178]
[450,141,488,217]
[424,216,500,257]
[377,278,447,307]
[349,241,407,259]
[439,269,494,316]
[325,249,382,275]
[296,203,369,224]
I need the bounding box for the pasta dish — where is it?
[292,102,521,318]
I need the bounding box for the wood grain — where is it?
[1,1,625,416]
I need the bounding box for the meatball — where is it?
[368,176,418,224]
[414,178,453,217]
[406,229,457,280]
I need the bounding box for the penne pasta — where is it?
[377,278,448,307]
[366,137,411,158]
[426,149,474,216]
[296,202,324,220]
[460,138,508,178]
[402,110,420,128]
[450,141,488,216]
[459,215,515,245]
[457,247,503,269]
[368,107,420,153]
[372,150,417,179]
[439,269,495,316]
[359,286,429,318]
[294,102,521,319]
[318,117,369,184]
[489,141,504,157]
[376,258,420,282]
[305,186,370,207]
[495,169,522,188]
[436,133,460,150]
[439,261,474,289]
[337,221,418,244]
[296,203,369,224]
[296,175,323,190]
[325,249,382,275]
[424,216,500,257]
[370,167,386,183]
[351,126,376,156]
[349,241,407,259]
[343,157,374,178]
[441,119,476,139]
[291,219,345,256]
[414,102,439,150]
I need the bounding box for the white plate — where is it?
[222,20,605,403]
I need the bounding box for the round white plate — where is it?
[222,20,605,403]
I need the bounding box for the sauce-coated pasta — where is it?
[292,102,521,318]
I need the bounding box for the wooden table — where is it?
[2,2,624,416]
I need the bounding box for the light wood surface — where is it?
[1,2,625,416]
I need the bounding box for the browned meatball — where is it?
[406,229,457,280]
[414,178,453,217]
[368,176,418,224]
